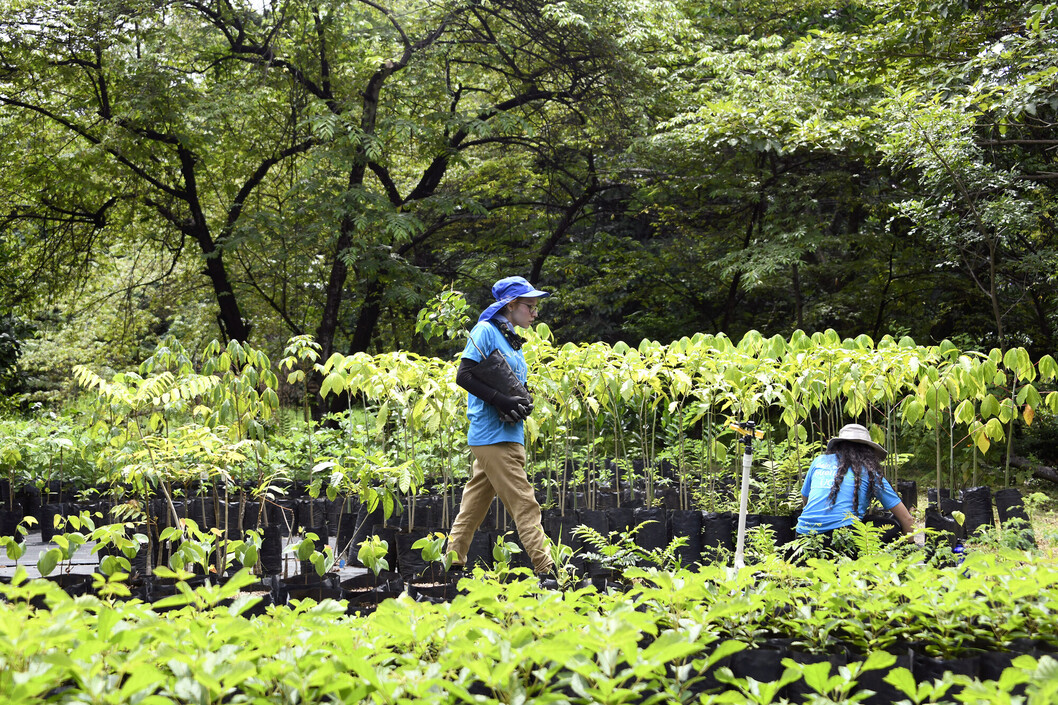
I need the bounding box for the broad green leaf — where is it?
[981,394,1000,418]
[1038,354,1058,381]
[37,547,61,576]
[954,399,975,424]
[904,398,924,425]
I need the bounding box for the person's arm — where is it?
[799,459,816,510]
[890,501,914,535]
[455,358,529,420]
[876,477,913,535]
[455,358,494,400]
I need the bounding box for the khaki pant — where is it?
[447,442,552,574]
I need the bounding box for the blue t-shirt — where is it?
[796,453,902,534]
[462,319,528,446]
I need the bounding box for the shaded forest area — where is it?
[1,0,1057,401]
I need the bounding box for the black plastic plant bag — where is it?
[469,349,531,423]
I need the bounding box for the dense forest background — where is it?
[2,0,1056,404]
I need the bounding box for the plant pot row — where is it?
[1,467,799,539]
[924,486,1035,546]
[358,509,810,581]
[9,484,1034,578]
[682,637,1054,704]
[0,567,423,619]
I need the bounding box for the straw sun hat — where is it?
[826,423,887,460]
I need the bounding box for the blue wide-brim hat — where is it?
[477,276,551,323]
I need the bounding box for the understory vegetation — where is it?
[2,549,1058,704]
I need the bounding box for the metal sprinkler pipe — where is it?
[731,420,763,570]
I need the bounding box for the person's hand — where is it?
[492,392,531,422]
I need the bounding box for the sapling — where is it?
[91,521,148,577]
[411,531,458,572]
[491,532,523,576]
[0,515,37,567]
[286,532,335,578]
[310,544,336,577]
[780,651,896,703]
[713,665,801,705]
[37,511,97,577]
[317,451,414,559]
[279,335,322,424]
[543,535,578,588]
[841,518,900,558]
[883,665,958,704]
[0,437,25,512]
[226,529,261,573]
[573,520,689,576]
[357,535,390,577]
[1023,491,1050,521]
[744,524,778,564]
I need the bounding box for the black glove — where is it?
[491,391,531,422]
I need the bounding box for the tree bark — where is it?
[193,225,251,342]
[529,175,608,283]
[721,199,764,331]
[1008,455,1058,487]
[348,279,385,354]
[177,145,251,342]
[871,242,897,340]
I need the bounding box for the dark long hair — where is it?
[826,441,884,514]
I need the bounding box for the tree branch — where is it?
[0,97,184,198]
[220,137,319,239]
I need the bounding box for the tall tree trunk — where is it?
[315,221,353,364]
[194,227,251,342]
[311,208,356,422]
[721,200,763,331]
[179,144,251,343]
[348,279,385,354]
[872,243,897,340]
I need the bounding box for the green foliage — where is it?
[357,535,390,577]
[415,290,472,348]
[286,532,335,578]
[2,545,1058,702]
[4,0,1058,376]
[160,519,262,578]
[0,514,36,566]
[5,326,1058,519]
[490,532,524,576]
[573,520,689,573]
[0,315,29,405]
[411,531,458,572]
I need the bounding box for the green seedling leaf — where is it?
[1,536,26,562]
[99,555,130,576]
[154,566,195,582]
[860,651,897,673]
[782,659,837,695]
[883,667,917,698]
[37,547,61,576]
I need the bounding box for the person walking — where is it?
[796,423,914,555]
[446,276,554,576]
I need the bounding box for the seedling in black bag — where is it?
[357,535,390,577]
[412,531,459,572]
